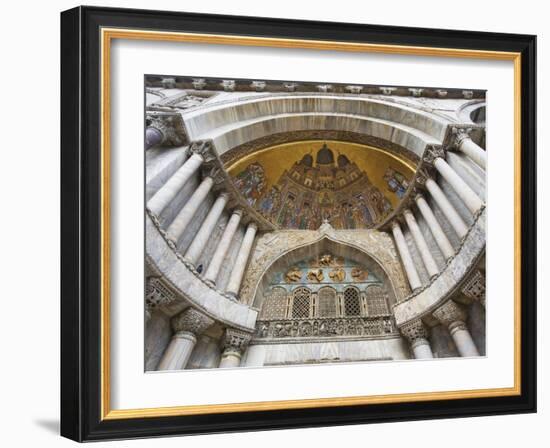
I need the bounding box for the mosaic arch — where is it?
[227,140,415,230]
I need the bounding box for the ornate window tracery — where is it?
[291,287,311,318]
[343,287,361,316]
[365,285,390,316]
[317,287,337,317]
[261,286,289,319]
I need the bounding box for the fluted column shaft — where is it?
[403,209,439,279]
[433,301,480,357]
[157,308,214,371]
[184,193,229,265]
[391,221,422,291]
[456,134,486,169]
[225,223,258,297]
[203,210,242,285]
[147,152,204,216]
[433,157,484,214]
[400,319,434,359]
[425,178,468,238]
[415,194,455,260]
[166,176,214,244]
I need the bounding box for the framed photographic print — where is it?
[60,6,536,442]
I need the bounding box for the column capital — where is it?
[247,221,259,232]
[189,139,216,162]
[145,277,177,311]
[433,300,468,334]
[146,111,187,147]
[400,319,429,348]
[231,208,244,218]
[422,145,446,166]
[451,126,474,147]
[221,328,252,356]
[461,270,486,306]
[171,308,214,336]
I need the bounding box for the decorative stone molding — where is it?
[192,78,206,90]
[250,81,266,91]
[346,85,363,94]
[255,315,396,340]
[160,77,176,89]
[379,86,397,95]
[399,319,429,348]
[171,308,214,336]
[316,84,332,93]
[462,270,486,306]
[146,111,187,147]
[462,90,474,99]
[408,88,424,97]
[436,89,448,98]
[189,139,216,162]
[283,82,298,92]
[220,79,236,91]
[221,328,253,355]
[432,300,468,334]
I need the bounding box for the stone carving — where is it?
[408,88,424,97]
[285,266,302,283]
[192,78,206,90]
[255,316,396,339]
[432,300,468,334]
[250,81,266,91]
[145,277,177,310]
[316,84,332,93]
[462,270,486,306]
[318,254,333,266]
[329,268,346,282]
[283,82,298,92]
[221,79,236,91]
[221,328,253,354]
[399,319,429,348]
[351,267,368,281]
[422,145,446,165]
[307,269,324,282]
[451,126,473,148]
[379,86,397,95]
[462,90,474,99]
[146,111,187,147]
[171,308,214,336]
[346,85,363,94]
[189,139,216,162]
[436,89,448,98]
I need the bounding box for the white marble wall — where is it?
[241,336,410,366]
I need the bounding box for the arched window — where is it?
[365,285,389,316]
[343,286,361,316]
[317,287,337,317]
[292,287,311,318]
[261,286,289,319]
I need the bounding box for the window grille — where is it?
[366,285,389,316]
[261,287,288,319]
[344,287,361,316]
[317,287,337,317]
[292,287,311,318]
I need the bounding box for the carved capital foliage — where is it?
[189,139,216,162]
[422,145,446,166]
[145,277,177,310]
[451,126,474,148]
[222,328,252,354]
[171,308,214,336]
[146,111,187,147]
[399,319,428,343]
[432,300,467,329]
[462,270,486,305]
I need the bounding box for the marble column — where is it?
[432,157,484,214]
[166,176,214,245]
[425,177,469,239]
[218,328,252,368]
[147,152,204,216]
[225,223,258,298]
[157,308,214,371]
[400,319,434,359]
[454,129,486,169]
[433,300,480,357]
[403,209,439,279]
[203,210,243,286]
[184,193,229,266]
[415,194,455,260]
[391,221,422,291]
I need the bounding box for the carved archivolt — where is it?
[239,223,410,306]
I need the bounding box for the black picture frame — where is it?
[61,5,536,442]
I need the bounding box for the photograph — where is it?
[144,76,487,371]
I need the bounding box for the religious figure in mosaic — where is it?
[383,167,410,198]
[233,161,266,206]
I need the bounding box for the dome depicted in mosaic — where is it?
[227,141,414,230]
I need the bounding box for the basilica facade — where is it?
[144,77,486,370]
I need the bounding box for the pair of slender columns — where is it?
[392,221,422,291]
[433,300,480,357]
[414,194,455,260]
[147,152,205,217]
[403,209,439,279]
[454,130,486,169]
[157,308,214,370]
